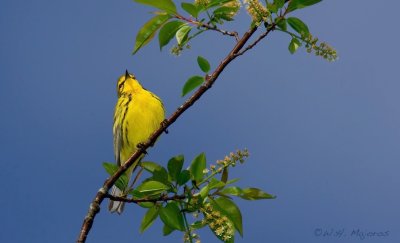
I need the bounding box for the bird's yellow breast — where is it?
[113,77,165,166]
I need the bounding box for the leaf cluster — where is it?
[263,0,337,60]
[133,0,240,55]
[103,150,274,242]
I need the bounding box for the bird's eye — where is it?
[118,82,124,90]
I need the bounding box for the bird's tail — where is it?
[108,186,125,214]
[108,157,143,214]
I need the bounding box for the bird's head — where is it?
[116,70,143,96]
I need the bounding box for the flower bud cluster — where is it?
[195,0,210,7]
[208,149,249,174]
[184,231,201,243]
[217,149,249,167]
[201,203,235,241]
[223,0,241,19]
[170,44,191,56]
[243,0,270,22]
[305,34,338,61]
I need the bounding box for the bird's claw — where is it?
[136,143,148,154]
[161,119,169,134]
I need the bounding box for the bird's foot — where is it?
[161,119,169,134]
[136,143,148,154]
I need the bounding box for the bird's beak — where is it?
[125,69,130,79]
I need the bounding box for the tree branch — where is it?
[77,25,261,243]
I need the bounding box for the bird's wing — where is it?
[113,123,122,166]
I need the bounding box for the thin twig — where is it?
[77,25,261,243]
[105,194,186,203]
[235,24,276,57]
[200,22,239,41]
[175,15,239,41]
[180,201,193,243]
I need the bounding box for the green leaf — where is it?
[102,162,128,191]
[129,189,145,198]
[159,20,186,50]
[133,14,171,54]
[199,184,210,199]
[153,167,169,184]
[177,169,191,185]
[226,178,240,185]
[182,75,204,97]
[209,177,225,190]
[159,202,185,231]
[275,17,287,31]
[136,180,170,196]
[175,25,191,45]
[274,0,285,8]
[138,201,156,208]
[102,162,118,176]
[134,0,177,14]
[163,224,175,236]
[181,2,200,18]
[216,13,234,22]
[212,197,243,237]
[267,3,278,13]
[287,0,322,13]
[220,186,276,200]
[287,17,309,37]
[240,187,276,200]
[288,37,301,54]
[140,206,159,233]
[213,6,237,21]
[190,152,206,183]
[191,220,206,230]
[141,161,169,184]
[220,186,243,196]
[141,161,163,173]
[197,56,211,73]
[167,154,184,182]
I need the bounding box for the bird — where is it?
[108,70,165,214]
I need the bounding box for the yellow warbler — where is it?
[109,70,165,214]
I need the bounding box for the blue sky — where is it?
[1,0,399,242]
